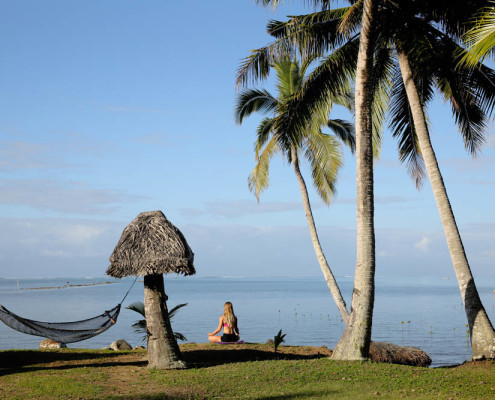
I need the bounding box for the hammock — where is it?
[0,304,121,344]
[0,277,137,344]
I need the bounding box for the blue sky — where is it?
[0,1,493,278]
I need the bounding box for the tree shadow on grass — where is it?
[0,350,146,376]
[107,390,335,400]
[0,345,329,376]
[182,348,327,368]
[256,391,336,399]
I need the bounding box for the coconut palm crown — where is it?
[235,57,354,204]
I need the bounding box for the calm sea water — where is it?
[1,276,494,367]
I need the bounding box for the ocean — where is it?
[1,275,494,367]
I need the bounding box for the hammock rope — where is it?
[0,277,139,344]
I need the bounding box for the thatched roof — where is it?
[107,211,195,278]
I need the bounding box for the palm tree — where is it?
[244,0,386,360]
[245,0,382,360]
[246,0,495,359]
[392,22,495,360]
[331,0,378,361]
[235,58,354,324]
[462,2,495,66]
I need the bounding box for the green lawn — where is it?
[0,343,493,399]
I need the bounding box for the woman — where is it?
[208,301,240,343]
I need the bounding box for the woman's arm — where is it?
[234,318,240,336]
[208,316,223,336]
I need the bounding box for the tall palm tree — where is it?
[393,25,495,360]
[245,0,383,360]
[331,0,378,361]
[246,0,495,359]
[235,58,354,324]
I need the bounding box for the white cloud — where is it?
[41,249,73,258]
[441,156,494,174]
[0,217,125,277]
[97,103,162,113]
[136,131,169,146]
[414,236,432,253]
[375,196,414,205]
[0,141,68,170]
[180,199,315,219]
[180,196,416,219]
[0,217,492,279]
[0,179,143,215]
[0,130,120,172]
[51,224,106,245]
[480,249,495,258]
[485,134,495,148]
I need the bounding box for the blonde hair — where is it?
[223,301,236,328]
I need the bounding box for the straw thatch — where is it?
[107,211,195,278]
[369,341,432,367]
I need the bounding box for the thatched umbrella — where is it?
[107,210,195,369]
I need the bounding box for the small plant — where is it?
[126,301,188,343]
[273,329,287,352]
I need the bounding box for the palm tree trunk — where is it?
[397,48,495,360]
[144,274,187,369]
[291,146,350,324]
[332,0,376,361]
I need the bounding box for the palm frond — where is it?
[304,131,343,204]
[126,302,145,318]
[338,0,363,35]
[327,118,355,153]
[428,34,494,155]
[369,43,395,160]
[168,303,188,320]
[255,117,276,160]
[174,332,187,342]
[255,0,333,11]
[273,59,303,98]
[234,89,278,124]
[266,9,354,59]
[126,301,188,343]
[236,47,272,88]
[388,68,426,189]
[461,4,495,67]
[273,38,358,147]
[248,136,280,201]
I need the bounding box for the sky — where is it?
[0,0,493,279]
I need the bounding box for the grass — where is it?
[0,343,494,399]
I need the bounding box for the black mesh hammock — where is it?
[0,277,138,344]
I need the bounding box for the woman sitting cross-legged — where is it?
[208,301,240,343]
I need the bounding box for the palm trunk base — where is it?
[144,274,187,370]
[471,310,495,360]
[331,321,369,361]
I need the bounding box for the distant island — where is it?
[20,282,116,291]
